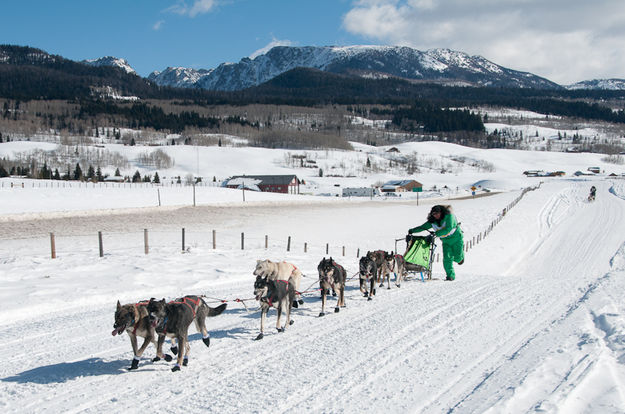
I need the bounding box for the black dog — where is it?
[317,257,347,317]
[147,296,227,372]
[253,275,295,340]
[359,255,377,300]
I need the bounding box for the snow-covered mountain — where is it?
[566,78,625,90]
[82,56,136,75]
[148,45,561,91]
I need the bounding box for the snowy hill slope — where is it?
[1,178,625,413]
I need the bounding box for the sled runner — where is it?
[398,232,437,281]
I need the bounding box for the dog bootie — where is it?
[182,357,188,367]
[458,259,464,265]
[129,358,139,370]
[202,336,210,347]
[170,346,178,355]
[172,364,181,372]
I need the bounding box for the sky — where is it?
[1,0,624,85]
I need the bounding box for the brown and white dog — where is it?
[317,257,347,317]
[112,300,172,370]
[384,251,407,288]
[253,259,304,307]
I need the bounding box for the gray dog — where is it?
[253,275,295,340]
[317,257,347,317]
[147,296,227,372]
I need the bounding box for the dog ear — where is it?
[117,300,121,311]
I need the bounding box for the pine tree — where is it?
[0,163,8,178]
[130,138,136,146]
[53,168,61,180]
[115,168,121,177]
[96,166,103,182]
[73,163,83,180]
[132,170,141,183]
[87,165,95,181]
[153,171,160,183]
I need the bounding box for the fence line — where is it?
[38,184,541,264]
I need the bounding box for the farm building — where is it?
[342,187,380,197]
[380,179,423,193]
[223,175,300,194]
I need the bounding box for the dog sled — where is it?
[395,232,437,281]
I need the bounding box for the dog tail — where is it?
[208,303,227,317]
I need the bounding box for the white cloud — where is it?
[249,38,295,59]
[166,0,217,18]
[342,0,625,84]
[153,20,165,31]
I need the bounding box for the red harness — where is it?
[265,280,289,308]
[169,296,200,318]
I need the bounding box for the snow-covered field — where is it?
[1,141,625,413]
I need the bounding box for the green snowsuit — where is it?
[409,213,464,280]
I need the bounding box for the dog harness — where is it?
[168,296,201,317]
[159,297,201,335]
[262,280,289,308]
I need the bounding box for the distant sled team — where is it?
[113,249,413,370]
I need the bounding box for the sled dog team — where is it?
[114,252,407,371]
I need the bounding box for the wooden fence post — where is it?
[287,236,291,252]
[342,246,345,256]
[157,189,161,207]
[241,232,245,250]
[265,235,268,249]
[326,243,329,255]
[144,229,149,254]
[212,230,216,249]
[182,228,186,252]
[50,232,56,259]
[357,248,360,258]
[98,231,103,257]
[304,242,308,253]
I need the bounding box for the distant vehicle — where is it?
[523,170,544,177]
[587,167,601,174]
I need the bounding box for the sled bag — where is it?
[404,236,431,269]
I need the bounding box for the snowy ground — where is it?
[1,174,625,413]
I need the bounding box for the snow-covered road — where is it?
[1,180,624,413]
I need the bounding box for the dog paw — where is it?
[170,346,178,355]
[298,299,304,305]
[152,356,161,362]
[183,357,188,367]
[164,354,173,362]
[292,301,299,309]
[332,292,337,297]
[379,283,384,287]
[363,292,368,297]
[171,365,181,372]
[387,286,391,290]
[277,327,284,333]
[289,320,294,325]
[202,337,210,347]
[319,312,325,317]
[255,333,264,340]
[367,297,372,301]
[334,307,339,313]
